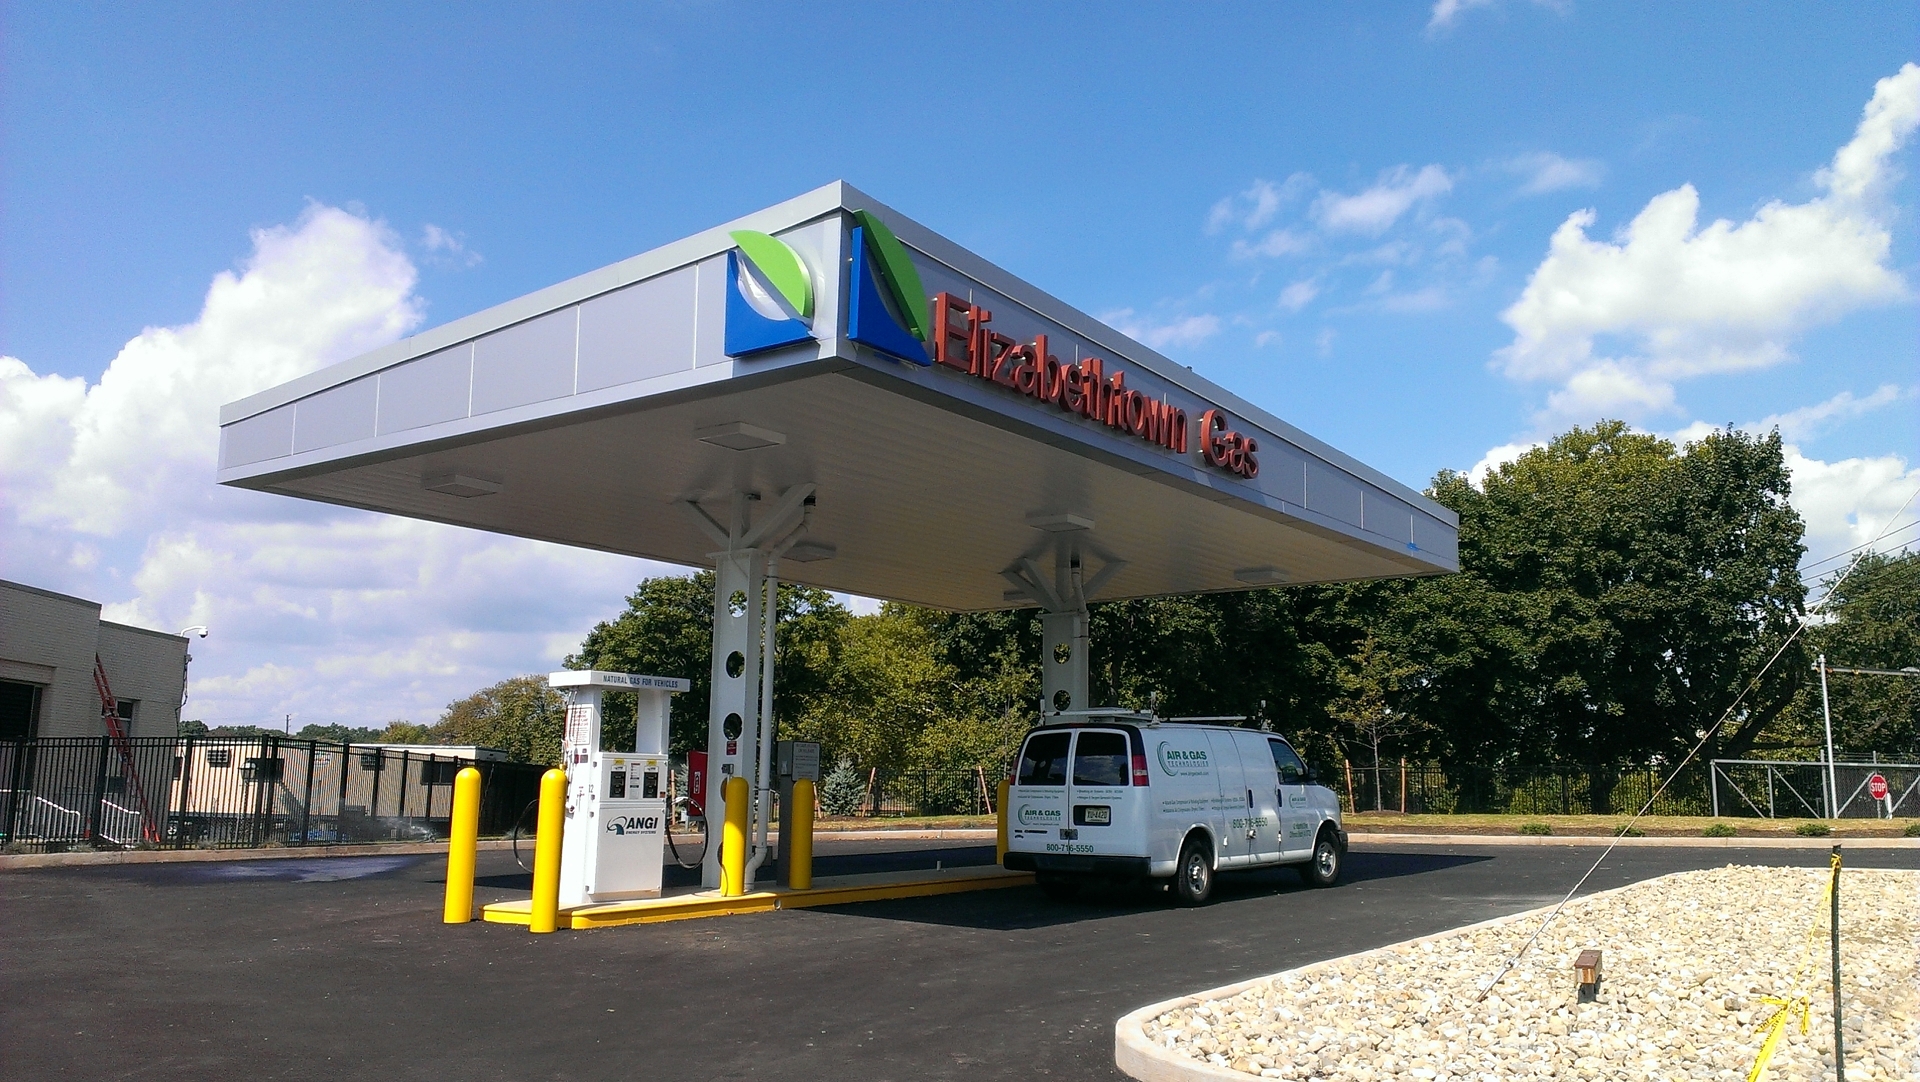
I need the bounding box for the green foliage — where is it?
[1794,820,1832,837]
[434,675,566,764]
[178,719,207,738]
[1612,823,1644,837]
[1903,821,1920,837]
[1703,822,1738,837]
[819,760,867,816]
[293,723,382,744]
[1518,821,1553,835]
[1792,551,1919,756]
[374,721,436,744]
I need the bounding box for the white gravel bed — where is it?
[1138,866,1918,1081]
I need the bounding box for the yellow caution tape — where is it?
[1744,851,1840,1082]
[1744,995,1810,1082]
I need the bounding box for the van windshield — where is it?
[1072,731,1129,787]
[1016,732,1070,786]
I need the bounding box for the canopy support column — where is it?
[1002,530,1125,719]
[682,486,814,889]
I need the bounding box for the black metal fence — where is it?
[1336,760,1717,817]
[0,737,548,853]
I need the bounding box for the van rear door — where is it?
[1067,729,1136,855]
[1007,730,1069,847]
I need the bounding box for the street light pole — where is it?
[1817,654,1837,819]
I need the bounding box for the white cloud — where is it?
[1313,165,1453,235]
[1783,445,1920,569]
[1429,0,1569,33]
[1507,151,1605,195]
[1208,174,1312,233]
[1102,309,1222,350]
[421,223,483,268]
[1754,384,1909,444]
[1,204,659,731]
[1497,63,1919,425]
[1278,280,1320,312]
[1231,229,1313,259]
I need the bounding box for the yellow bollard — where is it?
[789,777,815,890]
[528,767,567,934]
[721,775,749,896]
[442,766,482,924]
[995,778,1010,866]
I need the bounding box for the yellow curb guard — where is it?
[481,866,1034,930]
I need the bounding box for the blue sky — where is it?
[4,2,1916,730]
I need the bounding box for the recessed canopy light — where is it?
[696,422,786,451]
[1025,512,1094,533]
[1234,566,1288,585]
[785,541,837,563]
[423,473,502,498]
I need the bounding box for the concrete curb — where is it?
[1345,832,1918,849]
[1112,875,1655,1082]
[0,827,997,870]
[1113,867,1915,1081]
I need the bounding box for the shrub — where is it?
[819,760,868,817]
[1703,822,1738,838]
[1794,821,1832,837]
[1613,824,1644,837]
[1518,821,1553,836]
[1904,821,1920,838]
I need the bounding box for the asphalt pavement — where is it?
[3,837,1914,1081]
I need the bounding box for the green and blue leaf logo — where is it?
[724,229,816,356]
[847,209,931,366]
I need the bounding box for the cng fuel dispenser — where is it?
[547,670,688,907]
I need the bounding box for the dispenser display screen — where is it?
[609,769,627,799]
[642,770,659,799]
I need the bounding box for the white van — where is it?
[1001,716,1346,904]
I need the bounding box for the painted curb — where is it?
[1344,832,1918,849]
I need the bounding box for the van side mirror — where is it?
[1301,767,1319,786]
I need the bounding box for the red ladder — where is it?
[92,656,161,844]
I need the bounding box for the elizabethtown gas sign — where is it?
[723,213,1263,481]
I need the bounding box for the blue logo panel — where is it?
[724,251,813,357]
[848,226,930,366]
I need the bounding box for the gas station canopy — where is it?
[217,182,1456,610]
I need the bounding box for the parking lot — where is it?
[4,838,1915,1081]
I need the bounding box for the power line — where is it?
[1799,519,1920,576]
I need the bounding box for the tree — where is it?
[374,721,436,744]
[1803,550,1920,756]
[1326,634,1422,812]
[1452,423,1806,810]
[293,723,383,744]
[568,573,852,756]
[435,675,567,765]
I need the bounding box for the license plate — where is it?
[1083,806,1110,825]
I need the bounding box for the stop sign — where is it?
[1867,773,1889,801]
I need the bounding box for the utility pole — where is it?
[1817,655,1837,819]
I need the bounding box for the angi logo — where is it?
[724,230,816,357]
[847,209,932,366]
[606,814,661,835]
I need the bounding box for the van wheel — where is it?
[1037,873,1080,901]
[1172,839,1214,906]
[1299,830,1341,887]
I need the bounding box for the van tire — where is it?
[1299,828,1341,888]
[1037,872,1080,901]
[1172,838,1214,906]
